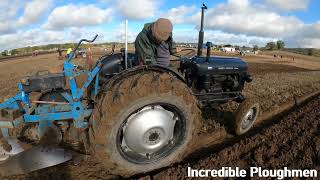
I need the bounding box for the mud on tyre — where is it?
[90,71,201,177]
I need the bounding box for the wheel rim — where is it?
[116,103,186,164]
[241,107,258,130]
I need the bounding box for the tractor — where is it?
[0,4,259,177]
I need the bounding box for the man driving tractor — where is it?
[52,18,176,74]
[135,18,177,67]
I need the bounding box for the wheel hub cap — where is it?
[122,106,177,155]
[242,108,256,129]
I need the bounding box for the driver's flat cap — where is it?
[152,18,173,42]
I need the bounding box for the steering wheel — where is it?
[68,34,98,63]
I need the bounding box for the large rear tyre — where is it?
[234,98,260,135]
[90,72,201,177]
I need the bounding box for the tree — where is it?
[10,49,19,55]
[276,40,285,50]
[1,50,8,56]
[308,48,315,56]
[253,45,259,51]
[266,42,276,50]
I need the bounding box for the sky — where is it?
[0,0,319,51]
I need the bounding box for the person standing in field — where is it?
[66,47,73,59]
[135,18,177,67]
[57,48,63,60]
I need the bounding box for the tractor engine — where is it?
[180,49,252,106]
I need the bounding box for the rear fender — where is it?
[104,65,185,91]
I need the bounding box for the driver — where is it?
[135,18,176,67]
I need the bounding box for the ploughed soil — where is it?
[5,95,320,180]
[150,95,320,179]
[0,50,320,179]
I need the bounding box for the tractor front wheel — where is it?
[90,72,201,177]
[233,98,260,135]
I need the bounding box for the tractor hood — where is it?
[182,56,248,76]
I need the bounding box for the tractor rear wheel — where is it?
[90,71,201,177]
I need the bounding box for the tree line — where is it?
[1,42,132,57]
[265,40,285,50]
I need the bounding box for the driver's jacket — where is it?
[135,23,176,66]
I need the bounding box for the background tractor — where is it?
[0,4,259,177]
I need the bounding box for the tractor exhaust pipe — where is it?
[197,4,207,57]
[206,42,212,62]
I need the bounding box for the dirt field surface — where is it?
[0,49,320,179]
[244,67,320,113]
[150,95,320,179]
[4,96,320,180]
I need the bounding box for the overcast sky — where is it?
[0,0,319,51]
